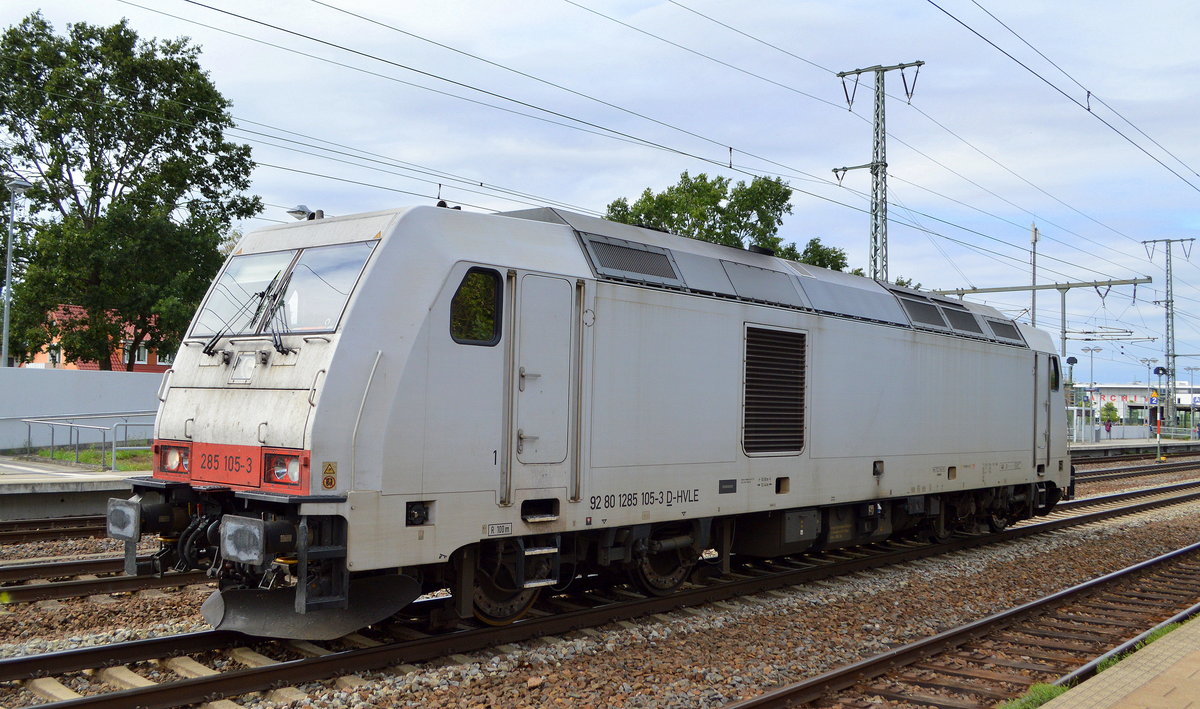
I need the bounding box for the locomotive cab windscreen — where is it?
[193,240,377,343]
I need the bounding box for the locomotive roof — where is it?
[501,207,1028,348]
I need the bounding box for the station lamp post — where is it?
[1154,365,1168,461]
[1082,346,1101,441]
[1141,357,1158,430]
[2,175,33,368]
[1187,366,1200,437]
[1065,356,1077,403]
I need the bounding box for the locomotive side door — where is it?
[506,273,575,502]
[1033,352,1051,468]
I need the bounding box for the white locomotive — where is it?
[108,205,1071,639]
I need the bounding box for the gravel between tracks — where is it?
[3,485,1200,708]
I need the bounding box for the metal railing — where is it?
[22,411,156,471]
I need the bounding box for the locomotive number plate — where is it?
[191,442,260,487]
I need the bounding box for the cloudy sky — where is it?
[6,1,1200,388]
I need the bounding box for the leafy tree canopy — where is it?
[0,12,260,369]
[605,171,801,259]
[603,171,930,288]
[797,237,848,271]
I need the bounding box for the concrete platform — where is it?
[1043,619,1200,709]
[0,455,142,520]
[1070,437,1200,459]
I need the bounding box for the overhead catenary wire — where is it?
[662,0,1148,254]
[657,1,1196,357]
[18,4,1176,314]
[967,0,1200,182]
[128,0,1095,277]
[310,0,1156,283]
[2,52,605,218]
[924,0,1200,194]
[32,0,1195,352]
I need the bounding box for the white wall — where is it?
[0,368,162,451]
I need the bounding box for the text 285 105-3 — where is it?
[197,452,253,475]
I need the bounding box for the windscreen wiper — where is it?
[262,272,295,355]
[202,271,281,357]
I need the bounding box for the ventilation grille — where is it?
[899,298,947,328]
[943,308,983,334]
[589,241,677,279]
[743,327,806,454]
[988,319,1022,341]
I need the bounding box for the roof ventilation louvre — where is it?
[579,233,687,289]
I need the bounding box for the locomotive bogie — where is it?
[110,205,1070,638]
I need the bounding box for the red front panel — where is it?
[192,442,262,487]
[151,439,311,493]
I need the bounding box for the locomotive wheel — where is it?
[630,545,696,596]
[986,512,1009,532]
[469,541,547,626]
[472,574,540,626]
[919,510,952,543]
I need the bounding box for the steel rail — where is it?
[1071,447,1200,464]
[1075,459,1200,476]
[0,631,245,682]
[0,557,128,584]
[0,527,109,543]
[1054,599,1200,688]
[0,515,108,543]
[0,483,1186,605]
[722,540,1200,708]
[0,515,106,531]
[0,515,105,532]
[0,480,1182,587]
[1075,461,1200,482]
[0,570,209,604]
[20,486,1200,709]
[1057,479,1200,511]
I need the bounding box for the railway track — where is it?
[3,482,1200,707]
[0,480,1191,607]
[0,556,208,604]
[1073,459,1200,483]
[725,540,1200,708]
[0,468,1167,606]
[1069,447,1200,465]
[0,515,107,543]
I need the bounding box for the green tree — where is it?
[606,171,800,258]
[0,12,260,369]
[1101,401,1119,424]
[797,237,848,271]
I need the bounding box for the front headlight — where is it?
[264,453,301,485]
[159,444,190,474]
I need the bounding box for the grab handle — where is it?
[157,368,174,402]
[308,369,327,407]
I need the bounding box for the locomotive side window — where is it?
[450,268,502,345]
[1050,356,1061,391]
[743,326,806,454]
